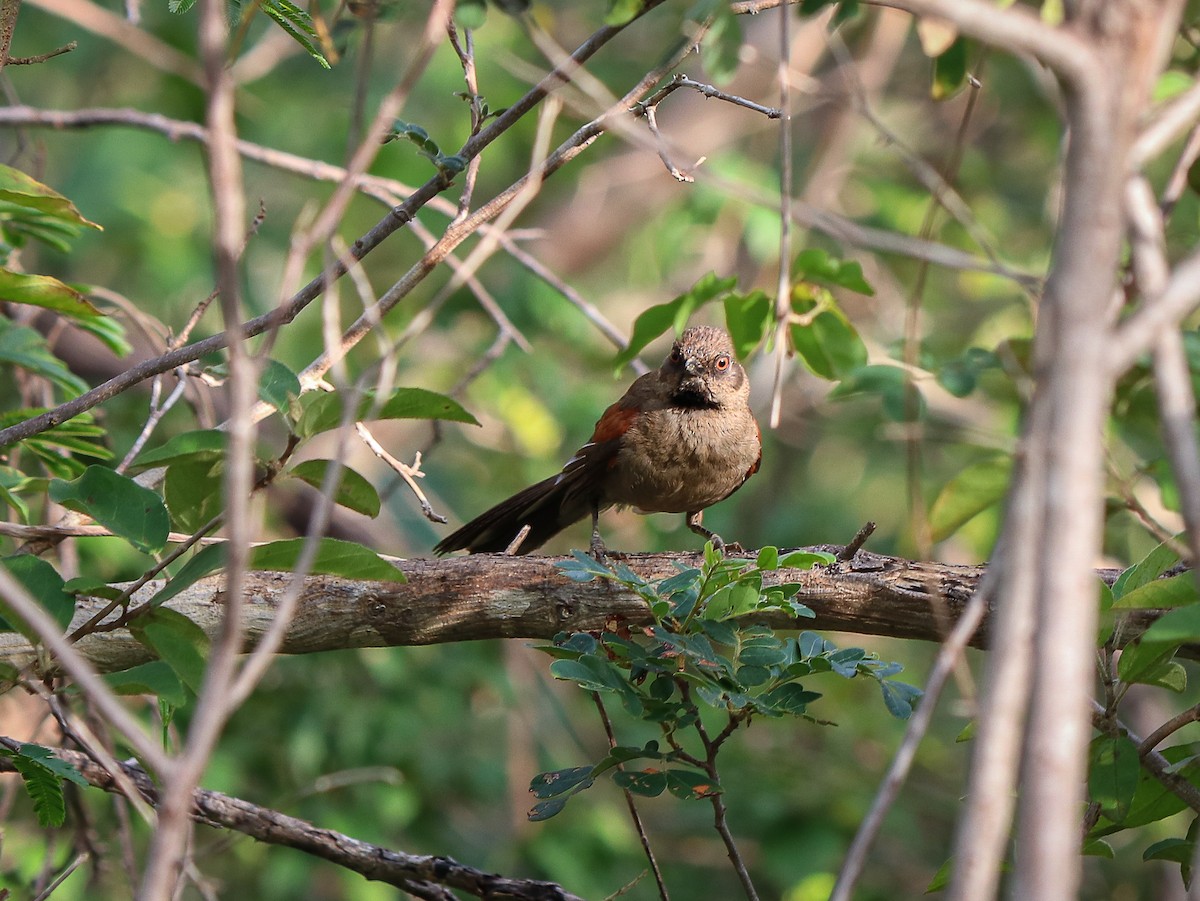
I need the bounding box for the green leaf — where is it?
[779,550,834,569]
[129,608,210,694]
[0,269,101,318]
[929,456,1011,542]
[164,458,224,534]
[1082,837,1114,858]
[1089,735,1141,823]
[612,768,668,797]
[286,460,381,517]
[1112,573,1199,609]
[258,359,302,420]
[104,660,189,707]
[790,292,868,380]
[702,7,742,84]
[1119,637,1182,686]
[604,0,642,25]
[792,248,874,295]
[703,582,760,620]
[260,0,331,68]
[0,747,68,827]
[723,291,772,358]
[0,320,87,396]
[129,429,226,471]
[829,364,923,421]
[530,765,595,799]
[0,165,101,231]
[249,538,406,582]
[147,544,228,608]
[665,768,720,799]
[932,37,968,100]
[759,682,821,715]
[755,546,779,570]
[1144,837,1193,864]
[612,273,738,371]
[454,0,487,28]
[1141,605,1200,645]
[0,555,74,636]
[880,680,922,719]
[528,796,568,821]
[50,465,169,554]
[296,387,478,440]
[16,743,87,786]
[1113,537,1184,599]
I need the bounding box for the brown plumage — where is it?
[434,326,761,555]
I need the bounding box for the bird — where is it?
[434,325,761,556]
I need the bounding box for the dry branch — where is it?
[0,745,583,901]
[0,548,1151,675]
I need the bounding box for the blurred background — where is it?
[2,0,1196,897]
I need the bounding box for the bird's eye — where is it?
[670,346,684,363]
[714,354,731,371]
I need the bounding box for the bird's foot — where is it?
[589,529,609,563]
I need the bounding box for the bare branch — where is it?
[0,746,585,901]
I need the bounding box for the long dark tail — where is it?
[434,474,599,555]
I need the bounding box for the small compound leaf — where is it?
[612,768,668,797]
[528,797,568,821]
[665,769,721,799]
[249,538,405,582]
[530,766,595,799]
[759,682,821,715]
[880,680,923,719]
[50,465,169,554]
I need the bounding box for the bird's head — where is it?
[661,326,749,409]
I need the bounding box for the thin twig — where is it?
[591,693,670,901]
[838,521,875,561]
[355,424,446,524]
[830,572,994,901]
[768,0,794,431]
[9,41,77,65]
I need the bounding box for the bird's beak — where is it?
[683,357,700,375]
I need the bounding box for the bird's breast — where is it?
[603,406,760,513]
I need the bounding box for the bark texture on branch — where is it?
[0,745,582,901]
[0,547,1149,675]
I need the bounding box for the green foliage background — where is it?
[2,1,1198,898]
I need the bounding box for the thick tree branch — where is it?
[0,549,1154,675]
[0,745,583,901]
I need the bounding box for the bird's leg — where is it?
[685,511,742,555]
[685,510,724,551]
[588,503,608,561]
